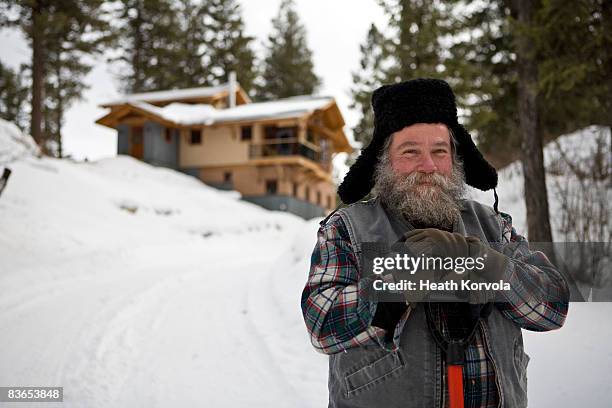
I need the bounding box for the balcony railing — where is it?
[249,138,331,170]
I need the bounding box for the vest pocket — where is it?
[344,349,405,397]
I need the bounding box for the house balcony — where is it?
[248,138,332,173]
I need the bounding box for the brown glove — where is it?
[403,228,471,259]
[403,229,511,302]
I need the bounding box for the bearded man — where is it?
[301,79,569,408]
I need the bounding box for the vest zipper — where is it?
[479,320,503,408]
[439,346,446,408]
[441,359,446,408]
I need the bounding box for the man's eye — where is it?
[402,150,418,155]
[433,149,448,155]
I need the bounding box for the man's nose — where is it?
[417,153,437,173]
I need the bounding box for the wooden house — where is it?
[95,82,351,219]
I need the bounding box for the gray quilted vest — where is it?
[327,197,529,408]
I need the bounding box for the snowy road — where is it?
[0,230,328,407]
[2,231,612,408]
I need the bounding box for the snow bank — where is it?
[0,118,39,165]
[468,125,611,240]
[0,153,304,271]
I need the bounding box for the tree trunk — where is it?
[57,102,63,159]
[512,0,553,242]
[30,0,45,152]
[56,97,63,159]
[132,5,144,92]
[55,62,63,159]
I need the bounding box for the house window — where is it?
[266,179,277,194]
[293,182,298,197]
[241,126,252,141]
[305,186,310,202]
[327,195,332,209]
[224,171,232,183]
[316,191,321,206]
[190,129,202,144]
[306,129,316,143]
[164,128,172,143]
[264,126,297,140]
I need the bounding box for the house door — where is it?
[130,126,144,159]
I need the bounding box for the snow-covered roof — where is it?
[101,83,242,106]
[128,95,335,126]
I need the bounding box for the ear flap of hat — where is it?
[338,130,385,204]
[452,124,498,191]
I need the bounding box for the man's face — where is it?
[374,122,464,229]
[388,123,453,179]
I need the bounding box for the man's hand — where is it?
[403,229,509,277]
[403,228,471,259]
[402,228,511,303]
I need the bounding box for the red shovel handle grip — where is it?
[448,364,464,408]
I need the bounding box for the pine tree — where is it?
[349,24,388,147]
[0,62,29,131]
[445,0,610,240]
[1,0,54,149]
[349,1,447,148]
[444,1,518,167]
[256,0,321,101]
[115,0,255,95]
[42,0,113,157]
[1,0,113,154]
[43,45,91,158]
[536,0,612,135]
[205,0,256,94]
[509,0,553,242]
[113,0,182,93]
[172,0,209,88]
[379,0,448,82]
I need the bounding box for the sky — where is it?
[0,0,388,161]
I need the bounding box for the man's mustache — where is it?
[399,172,451,189]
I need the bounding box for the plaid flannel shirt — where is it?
[301,210,569,408]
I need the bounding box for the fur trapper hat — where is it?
[338,78,498,204]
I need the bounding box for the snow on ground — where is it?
[0,120,39,164]
[0,118,326,407]
[0,119,610,407]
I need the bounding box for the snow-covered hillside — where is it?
[0,118,328,407]
[0,119,40,164]
[0,119,610,407]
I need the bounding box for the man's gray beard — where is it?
[373,160,466,230]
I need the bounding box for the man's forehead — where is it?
[396,139,450,146]
[391,124,451,147]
